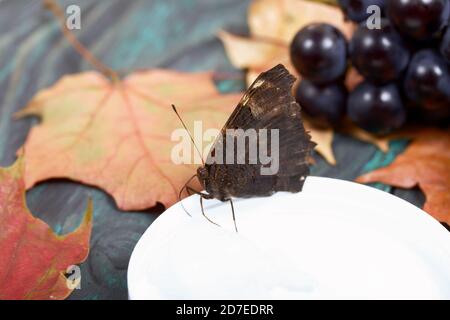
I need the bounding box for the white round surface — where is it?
[128,177,450,299]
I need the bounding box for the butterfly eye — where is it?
[197,167,208,180]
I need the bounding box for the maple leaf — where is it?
[0,157,92,300]
[356,128,450,224]
[219,0,389,164]
[18,71,241,210]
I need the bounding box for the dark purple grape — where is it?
[404,49,450,123]
[338,0,385,22]
[290,23,347,85]
[440,27,450,64]
[295,79,347,127]
[347,81,406,134]
[350,19,410,83]
[387,0,450,41]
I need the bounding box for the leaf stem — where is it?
[43,0,120,83]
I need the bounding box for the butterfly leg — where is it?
[199,195,221,227]
[184,186,220,227]
[185,186,212,199]
[229,198,238,233]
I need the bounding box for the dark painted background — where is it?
[0,0,426,299]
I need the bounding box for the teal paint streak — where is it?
[361,139,409,172]
[105,0,248,71]
[0,25,54,160]
[106,274,121,287]
[360,139,410,192]
[0,61,14,83]
[54,224,63,235]
[216,79,244,93]
[17,26,56,85]
[109,2,174,69]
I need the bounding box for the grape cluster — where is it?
[290,0,450,134]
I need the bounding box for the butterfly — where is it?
[173,64,315,231]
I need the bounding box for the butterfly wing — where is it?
[203,64,315,200]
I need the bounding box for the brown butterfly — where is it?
[173,64,315,231]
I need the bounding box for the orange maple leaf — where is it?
[18,71,241,210]
[357,129,450,224]
[0,157,92,300]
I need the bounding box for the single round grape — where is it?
[387,0,450,41]
[350,19,410,83]
[440,27,450,64]
[347,81,406,135]
[295,79,347,127]
[404,49,450,123]
[338,0,385,23]
[290,23,347,85]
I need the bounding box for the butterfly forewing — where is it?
[202,64,315,201]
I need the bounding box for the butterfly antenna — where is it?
[171,104,205,166]
[178,185,192,217]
